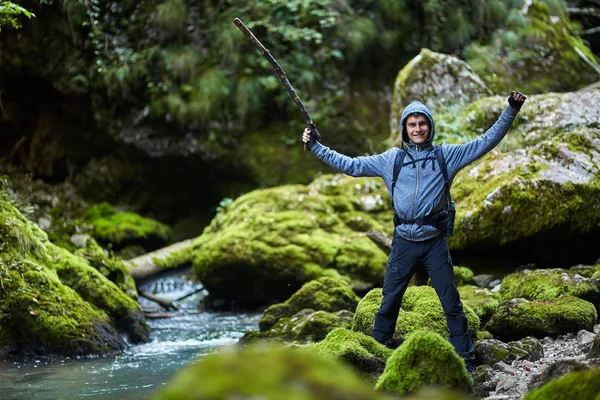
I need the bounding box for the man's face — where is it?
[406,114,430,145]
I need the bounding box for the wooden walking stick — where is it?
[233,17,322,151]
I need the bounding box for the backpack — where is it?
[391,145,455,236]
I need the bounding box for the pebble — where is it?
[480,329,599,399]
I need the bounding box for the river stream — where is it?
[0,271,261,400]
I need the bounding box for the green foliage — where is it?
[155,0,187,37]
[0,1,34,32]
[464,1,599,94]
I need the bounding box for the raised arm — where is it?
[443,91,527,177]
[302,128,393,178]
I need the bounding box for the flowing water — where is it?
[0,271,261,400]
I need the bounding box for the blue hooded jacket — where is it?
[309,101,519,241]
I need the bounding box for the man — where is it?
[301,91,527,374]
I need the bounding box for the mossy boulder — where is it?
[465,1,599,94]
[153,343,388,400]
[0,197,149,357]
[352,286,480,343]
[500,269,600,311]
[523,368,600,400]
[73,237,138,299]
[241,309,354,344]
[259,277,360,331]
[167,175,390,307]
[486,296,597,341]
[458,285,500,323]
[308,327,392,377]
[85,202,172,251]
[375,330,472,395]
[453,266,475,286]
[445,90,600,261]
[475,337,543,365]
[390,48,492,142]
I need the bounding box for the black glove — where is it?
[508,90,527,110]
[305,123,322,150]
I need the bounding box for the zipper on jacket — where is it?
[411,146,419,240]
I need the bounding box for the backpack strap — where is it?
[433,145,451,204]
[391,148,406,207]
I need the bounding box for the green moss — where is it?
[449,161,599,249]
[307,328,392,377]
[259,277,359,331]
[523,368,600,400]
[154,344,387,400]
[74,237,138,299]
[155,0,187,36]
[244,309,354,344]
[85,202,172,249]
[47,244,150,343]
[352,287,480,342]
[458,285,500,322]
[453,266,474,286]
[500,269,599,307]
[486,296,597,341]
[178,181,388,305]
[0,197,149,355]
[375,330,472,394]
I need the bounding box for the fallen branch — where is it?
[367,229,392,253]
[139,291,179,311]
[567,7,600,18]
[573,46,600,78]
[175,287,205,302]
[579,26,600,36]
[144,311,174,319]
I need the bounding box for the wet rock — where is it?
[511,337,544,362]
[476,337,543,366]
[476,339,511,365]
[528,359,590,390]
[590,332,600,359]
[473,274,498,288]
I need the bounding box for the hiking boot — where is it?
[466,362,476,381]
[384,336,404,350]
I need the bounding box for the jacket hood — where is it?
[400,101,435,146]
